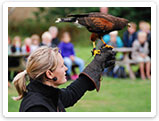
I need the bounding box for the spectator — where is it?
[132,31,151,80]
[123,22,137,47]
[30,34,40,52]
[138,21,147,32]
[9,36,22,85]
[103,31,124,78]
[11,36,22,53]
[8,37,12,55]
[22,37,32,54]
[8,37,12,87]
[137,21,151,57]
[48,26,60,47]
[103,31,123,48]
[141,22,151,57]
[58,32,84,80]
[40,31,54,47]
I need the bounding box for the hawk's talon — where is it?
[105,45,114,49]
[92,49,101,56]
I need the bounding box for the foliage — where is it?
[8,7,151,46]
[34,7,151,24]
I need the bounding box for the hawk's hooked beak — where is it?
[127,23,131,27]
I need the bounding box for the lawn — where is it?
[8,46,151,112]
[8,77,151,112]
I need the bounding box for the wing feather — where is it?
[77,16,114,33]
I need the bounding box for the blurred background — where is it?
[8,7,151,112]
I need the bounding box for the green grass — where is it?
[8,46,151,112]
[8,77,151,112]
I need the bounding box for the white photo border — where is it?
[3,1,156,117]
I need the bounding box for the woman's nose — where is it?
[65,66,68,71]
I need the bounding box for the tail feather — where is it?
[55,17,76,23]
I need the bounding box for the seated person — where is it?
[139,22,151,57]
[22,37,32,54]
[30,34,40,52]
[123,22,137,47]
[40,31,54,48]
[102,31,124,77]
[48,26,60,47]
[11,36,22,53]
[58,32,84,80]
[132,31,151,80]
[103,31,123,48]
[8,37,12,87]
[9,36,22,84]
[8,37,12,55]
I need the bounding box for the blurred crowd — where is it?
[100,21,151,80]
[8,26,85,86]
[99,7,151,80]
[8,7,151,87]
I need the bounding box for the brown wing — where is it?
[89,13,129,30]
[78,16,114,33]
[69,12,128,33]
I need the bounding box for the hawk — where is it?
[56,12,130,55]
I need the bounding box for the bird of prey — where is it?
[55,12,130,56]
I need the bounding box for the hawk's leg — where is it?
[100,38,114,49]
[90,33,101,56]
[92,41,101,56]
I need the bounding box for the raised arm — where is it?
[59,47,116,108]
[59,74,94,108]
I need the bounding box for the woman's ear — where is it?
[45,70,54,79]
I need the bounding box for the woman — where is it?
[13,46,115,112]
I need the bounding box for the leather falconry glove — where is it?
[80,48,116,91]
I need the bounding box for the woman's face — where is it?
[52,53,68,86]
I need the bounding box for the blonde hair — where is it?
[41,31,52,41]
[48,26,58,33]
[24,37,32,45]
[138,31,147,37]
[12,46,59,101]
[109,31,118,36]
[129,22,137,29]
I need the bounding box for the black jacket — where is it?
[123,30,137,47]
[19,75,95,112]
[52,38,60,47]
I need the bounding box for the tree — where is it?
[33,7,151,24]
